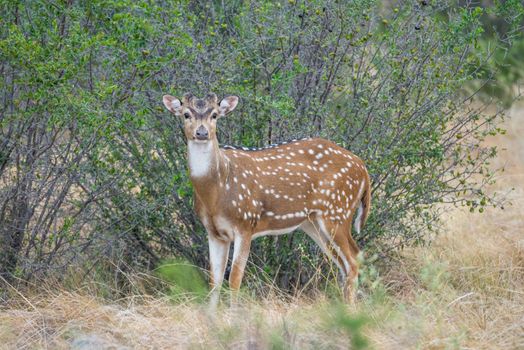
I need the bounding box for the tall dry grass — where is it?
[0,104,522,349]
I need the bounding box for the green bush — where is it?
[0,0,522,295]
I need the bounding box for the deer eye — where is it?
[184,112,191,119]
[211,113,218,119]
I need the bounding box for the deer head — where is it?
[162,92,239,142]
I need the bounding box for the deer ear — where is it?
[219,95,239,116]
[163,95,182,115]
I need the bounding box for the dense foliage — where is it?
[1,0,522,294]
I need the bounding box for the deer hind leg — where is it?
[337,223,360,304]
[317,218,359,304]
[301,218,358,302]
[300,220,346,278]
[208,234,230,309]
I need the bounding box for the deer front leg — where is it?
[229,233,252,302]
[208,234,230,310]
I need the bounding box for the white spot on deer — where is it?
[308,149,315,155]
[298,149,305,154]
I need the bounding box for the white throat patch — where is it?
[188,141,215,177]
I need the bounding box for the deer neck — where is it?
[187,139,228,206]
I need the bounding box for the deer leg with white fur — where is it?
[305,216,359,303]
[324,220,359,304]
[208,233,230,309]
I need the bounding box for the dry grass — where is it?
[1,105,523,349]
[367,102,524,349]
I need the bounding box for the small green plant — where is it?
[155,259,208,302]
[326,304,370,350]
[358,254,389,306]
[420,260,450,292]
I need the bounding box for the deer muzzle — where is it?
[195,125,209,141]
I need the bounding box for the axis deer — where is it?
[162,92,371,306]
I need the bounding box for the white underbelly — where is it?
[252,223,302,239]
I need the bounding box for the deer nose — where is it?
[195,126,209,140]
